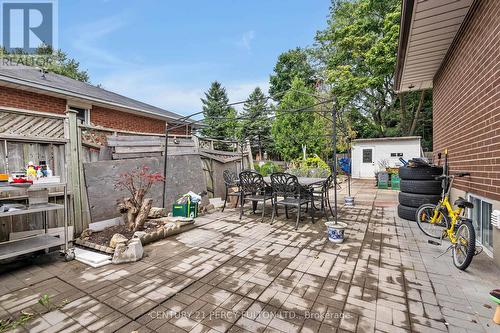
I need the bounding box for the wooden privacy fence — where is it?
[1,107,254,239]
[0,109,70,241]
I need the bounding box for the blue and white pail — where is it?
[325,222,347,243]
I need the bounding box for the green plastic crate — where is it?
[391,174,401,190]
[377,172,389,189]
[172,202,198,218]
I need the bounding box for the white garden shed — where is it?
[351,136,422,178]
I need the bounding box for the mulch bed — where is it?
[86,220,165,247]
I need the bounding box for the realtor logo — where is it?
[1,0,57,53]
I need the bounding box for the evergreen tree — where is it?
[200,81,237,141]
[238,87,272,159]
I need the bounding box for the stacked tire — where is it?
[397,166,443,221]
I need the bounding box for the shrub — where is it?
[286,155,331,177]
[254,162,283,176]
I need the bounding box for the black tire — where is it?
[399,166,443,180]
[398,204,418,221]
[399,192,441,208]
[400,179,442,195]
[452,219,476,271]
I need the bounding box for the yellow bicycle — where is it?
[416,172,476,270]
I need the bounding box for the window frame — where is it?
[467,193,494,256]
[69,106,90,124]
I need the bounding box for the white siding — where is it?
[351,138,421,178]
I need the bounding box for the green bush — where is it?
[254,162,283,176]
[286,156,331,177]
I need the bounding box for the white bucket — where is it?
[325,221,347,243]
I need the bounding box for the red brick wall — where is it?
[0,85,191,136]
[433,0,500,201]
[0,86,67,114]
[91,106,165,134]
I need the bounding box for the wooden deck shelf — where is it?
[0,183,70,261]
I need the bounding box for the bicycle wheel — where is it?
[416,204,448,239]
[452,219,476,271]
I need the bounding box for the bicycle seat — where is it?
[455,197,474,209]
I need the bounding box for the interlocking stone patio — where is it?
[1,180,499,333]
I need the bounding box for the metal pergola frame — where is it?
[163,94,352,225]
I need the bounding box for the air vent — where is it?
[492,210,500,230]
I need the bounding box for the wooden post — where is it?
[246,139,253,170]
[66,109,83,234]
[76,125,91,228]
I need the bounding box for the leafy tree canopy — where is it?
[315,0,401,137]
[269,48,316,101]
[314,0,433,150]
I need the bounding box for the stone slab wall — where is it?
[83,155,207,222]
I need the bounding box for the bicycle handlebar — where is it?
[434,172,470,180]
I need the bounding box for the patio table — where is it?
[262,176,327,187]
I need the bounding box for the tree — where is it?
[271,78,327,161]
[116,166,165,232]
[238,87,272,159]
[1,45,89,82]
[315,0,432,149]
[269,48,316,101]
[200,81,237,141]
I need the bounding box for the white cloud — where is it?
[98,68,269,117]
[235,30,255,51]
[70,17,267,117]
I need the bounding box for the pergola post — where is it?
[163,124,169,208]
[331,97,338,224]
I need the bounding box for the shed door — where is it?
[360,147,375,178]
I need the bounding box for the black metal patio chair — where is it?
[311,174,334,219]
[270,172,315,230]
[222,169,240,212]
[239,170,273,222]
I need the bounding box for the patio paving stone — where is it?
[1,180,499,332]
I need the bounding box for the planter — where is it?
[325,221,347,243]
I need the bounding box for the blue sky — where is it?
[59,0,331,116]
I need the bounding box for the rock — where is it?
[148,207,168,218]
[164,222,177,230]
[142,233,153,244]
[80,228,92,239]
[133,231,146,239]
[166,216,193,223]
[109,233,128,248]
[112,238,143,264]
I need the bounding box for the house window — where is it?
[70,107,89,124]
[362,149,372,163]
[468,195,493,253]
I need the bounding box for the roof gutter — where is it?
[0,75,184,123]
[394,0,415,93]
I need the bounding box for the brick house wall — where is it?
[433,0,500,201]
[91,105,165,134]
[0,86,67,114]
[0,86,173,135]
